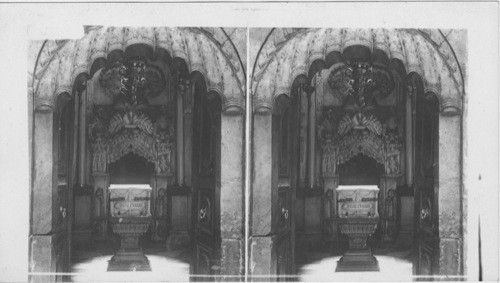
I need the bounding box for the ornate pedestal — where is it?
[108,217,152,271]
[336,217,379,272]
[107,184,152,272]
[336,185,380,272]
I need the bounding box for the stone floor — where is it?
[70,240,414,282]
[296,245,414,282]
[71,241,191,282]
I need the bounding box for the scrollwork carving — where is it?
[328,60,394,110]
[99,57,166,106]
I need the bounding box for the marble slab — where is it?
[109,184,152,217]
[336,185,379,218]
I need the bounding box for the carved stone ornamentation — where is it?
[385,189,396,220]
[155,130,173,175]
[318,110,338,177]
[328,60,394,110]
[94,188,105,218]
[92,134,108,174]
[318,110,402,178]
[337,112,383,136]
[337,131,386,166]
[108,129,156,164]
[384,131,402,177]
[155,188,167,219]
[321,139,338,178]
[108,111,154,135]
[90,107,174,176]
[99,57,166,106]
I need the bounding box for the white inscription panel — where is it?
[337,185,379,218]
[109,184,152,217]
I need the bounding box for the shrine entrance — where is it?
[29,27,245,282]
[251,28,464,280]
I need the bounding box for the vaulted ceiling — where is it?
[29,27,246,112]
[251,28,464,115]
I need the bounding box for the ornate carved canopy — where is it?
[91,109,173,176]
[319,110,402,178]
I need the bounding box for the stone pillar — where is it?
[92,173,109,241]
[308,88,316,188]
[176,81,185,185]
[79,85,87,187]
[405,83,415,186]
[250,111,277,280]
[151,174,168,241]
[166,78,192,250]
[219,108,244,278]
[323,175,339,247]
[381,176,398,243]
[437,112,462,275]
[73,86,92,246]
[30,106,57,282]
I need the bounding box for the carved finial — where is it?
[177,76,191,96]
[406,80,417,97]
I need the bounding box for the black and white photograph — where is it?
[250,28,467,281]
[27,26,247,282]
[0,2,498,282]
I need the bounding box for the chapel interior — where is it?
[249,28,465,281]
[28,27,466,282]
[29,27,246,282]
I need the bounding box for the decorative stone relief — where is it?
[99,57,166,106]
[338,112,383,136]
[383,188,397,241]
[94,188,105,217]
[419,192,433,234]
[384,189,395,219]
[318,110,338,177]
[318,110,402,178]
[153,188,168,240]
[108,111,154,135]
[92,134,108,174]
[328,60,394,110]
[92,187,106,239]
[321,139,338,178]
[318,58,402,178]
[155,130,173,175]
[90,107,174,176]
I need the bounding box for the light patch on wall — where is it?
[27,22,84,40]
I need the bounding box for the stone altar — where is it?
[108,184,152,271]
[336,185,380,272]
